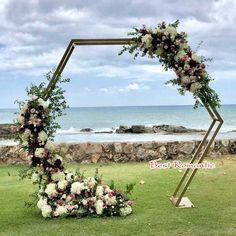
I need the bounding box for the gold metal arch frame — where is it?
[43,38,224,208]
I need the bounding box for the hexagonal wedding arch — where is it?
[41,37,223,209]
[14,20,228,220]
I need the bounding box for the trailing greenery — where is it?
[25,70,70,139]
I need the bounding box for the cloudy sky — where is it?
[0,0,236,108]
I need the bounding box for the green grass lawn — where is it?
[0,156,236,236]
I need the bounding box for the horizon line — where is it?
[0,103,236,109]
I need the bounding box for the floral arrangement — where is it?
[16,72,134,218]
[119,20,220,109]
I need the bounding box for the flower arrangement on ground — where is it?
[16,72,134,218]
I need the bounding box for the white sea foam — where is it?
[56,127,115,135]
[56,127,80,135]
[0,140,19,146]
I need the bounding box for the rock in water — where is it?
[116,125,131,133]
[0,124,16,139]
[80,128,94,132]
[152,125,205,134]
[116,124,205,134]
[131,125,146,133]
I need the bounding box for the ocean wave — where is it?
[56,127,115,135]
[56,126,236,136]
[0,140,19,146]
[57,127,80,135]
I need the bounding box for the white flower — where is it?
[184,64,190,71]
[141,34,153,48]
[51,171,65,182]
[155,47,164,56]
[165,26,177,41]
[54,205,67,217]
[96,185,104,198]
[20,103,28,113]
[90,197,96,203]
[35,148,45,158]
[45,140,55,152]
[82,199,88,206]
[190,82,202,93]
[21,129,31,141]
[38,131,48,143]
[191,53,201,63]
[71,182,85,195]
[181,76,191,85]
[66,172,75,182]
[41,204,52,218]
[95,199,104,215]
[37,98,49,109]
[17,114,25,124]
[190,76,197,82]
[87,177,96,188]
[58,180,68,190]
[104,194,117,205]
[37,198,47,209]
[119,205,132,216]
[45,183,57,198]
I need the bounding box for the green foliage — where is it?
[125,182,136,196]
[24,191,38,208]
[19,167,34,181]
[109,179,115,190]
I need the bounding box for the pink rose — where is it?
[180,55,188,61]
[181,76,190,85]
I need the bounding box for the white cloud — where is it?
[99,83,150,94]
[99,88,109,93]
[0,0,235,81]
[84,87,91,92]
[125,83,150,91]
[126,83,140,90]
[0,0,236,107]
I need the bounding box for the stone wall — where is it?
[0,139,236,165]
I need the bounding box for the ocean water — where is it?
[0,105,236,144]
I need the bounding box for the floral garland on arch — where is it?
[16,74,133,218]
[119,20,220,109]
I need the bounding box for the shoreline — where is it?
[0,123,235,145]
[1,138,236,165]
[1,131,235,146]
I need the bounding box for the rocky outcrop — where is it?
[0,124,206,140]
[115,125,205,134]
[0,139,235,165]
[80,128,94,132]
[152,125,205,134]
[0,124,17,139]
